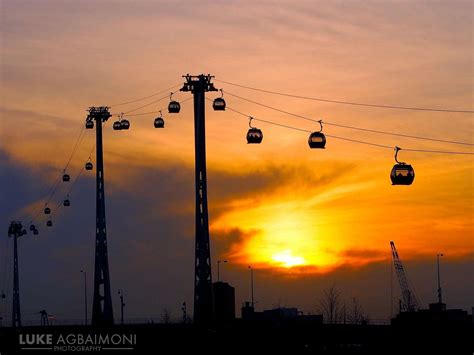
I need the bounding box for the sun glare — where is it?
[271,250,306,268]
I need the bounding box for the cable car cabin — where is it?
[390,163,415,185]
[85,162,93,170]
[63,199,70,207]
[33,229,39,235]
[120,119,130,130]
[247,128,263,144]
[154,117,165,128]
[46,220,53,227]
[63,173,70,182]
[29,224,36,231]
[308,132,326,149]
[85,121,94,129]
[213,98,226,111]
[113,121,122,130]
[168,101,181,113]
[44,207,51,215]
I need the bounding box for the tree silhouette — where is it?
[348,297,365,324]
[160,308,173,324]
[317,285,343,324]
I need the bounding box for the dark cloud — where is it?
[339,248,387,260]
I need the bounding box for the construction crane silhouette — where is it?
[390,241,420,313]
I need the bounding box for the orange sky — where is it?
[0,1,473,317]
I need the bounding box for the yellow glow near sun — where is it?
[214,198,346,271]
[271,250,306,268]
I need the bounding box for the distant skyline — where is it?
[0,0,472,321]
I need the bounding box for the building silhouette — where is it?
[213,281,235,325]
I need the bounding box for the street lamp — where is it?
[437,253,444,304]
[118,289,126,325]
[248,266,254,308]
[182,302,187,324]
[217,260,227,282]
[80,270,87,325]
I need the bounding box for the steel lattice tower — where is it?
[181,75,217,325]
[8,221,25,328]
[87,107,114,326]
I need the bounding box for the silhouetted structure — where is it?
[241,304,323,325]
[241,301,255,320]
[437,253,444,304]
[390,241,419,312]
[392,302,469,326]
[180,75,217,325]
[39,310,50,326]
[213,282,235,324]
[86,107,114,326]
[8,221,25,328]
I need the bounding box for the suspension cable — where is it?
[109,84,182,107]
[222,91,474,146]
[216,79,474,114]
[215,99,474,155]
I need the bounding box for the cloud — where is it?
[339,248,387,260]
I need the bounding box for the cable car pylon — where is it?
[86,107,114,326]
[180,74,217,325]
[8,221,26,328]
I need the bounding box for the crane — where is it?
[390,241,420,313]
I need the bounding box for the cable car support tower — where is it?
[8,221,26,328]
[86,107,114,326]
[181,75,217,325]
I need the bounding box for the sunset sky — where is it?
[0,0,472,322]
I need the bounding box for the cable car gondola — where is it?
[85,161,93,170]
[44,206,51,215]
[63,171,70,182]
[33,229,39,235]
[46,219,53,227]
[85,120,94,129]
[390,147,415,186]
[120,119,130,130]
[308,120,326,149]
[168,93,180,113]
[113,120,122,130]
[213,90,226,111]
[246,117,263,144]
[63,198,70,207]
[29,224,36,231]
[154,111,165,128]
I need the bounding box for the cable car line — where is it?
[219,100,474,155]
[125,97,193,117]
[121,93,177,115]
[109,84,182,107]
[30,121,90,223]
[28,124,100,228]
[11,79,474,232]
[215,79,474,114]
[223,91,474,146]
[400,148,474,155]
